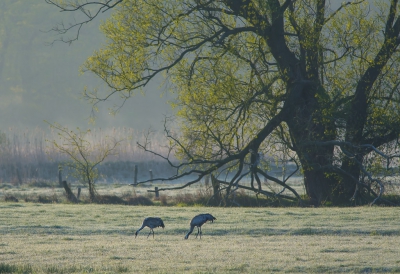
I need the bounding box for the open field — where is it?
[1,203,400,273]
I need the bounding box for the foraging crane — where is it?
[184,213,216,239]
[135,217,165,238]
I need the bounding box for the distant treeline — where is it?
[0,127,176,185]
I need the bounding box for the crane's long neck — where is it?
[135,224,145,237]
[184,225,195,239]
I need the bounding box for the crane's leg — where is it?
[199,227,202,239]
[147,229,153,238]
[195,227,200,238]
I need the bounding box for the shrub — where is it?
[96,195,127,205]
[159,194,168,206]
[38,195,58,204]
[171,189,211,206]
[126,196,153,206]
[4,195,18,202]
[27,180,59,188]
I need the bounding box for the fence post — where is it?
[149,169,153,184]
[155,187,159,199]
[134,164,138,185]
[205,175,210,188]
[58,167,63,187]
[16,168,23,186]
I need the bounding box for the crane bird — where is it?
[184,213,216,239]
[135,217,165,238]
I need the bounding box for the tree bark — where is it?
[88,180,96,202]
[62,181,79,203]
[211,174,221,205]
[285,82,336,206]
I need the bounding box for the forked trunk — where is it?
[285,83,337,206]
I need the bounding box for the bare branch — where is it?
[45,0,123,44]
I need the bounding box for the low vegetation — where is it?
[1,203,400,273]
[2,178,400,207]
[0,182,293,207]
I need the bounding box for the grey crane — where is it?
[184,213,216,239]
[135,217,165,238]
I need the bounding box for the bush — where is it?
[4,195,18,202]
[159,194,168,206]
[126,196,153,206]
[38,195,58,204]
[96,195,127,205]
[171,189,212,206]
[27,180,60,188]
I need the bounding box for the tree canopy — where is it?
[47,0,400,206]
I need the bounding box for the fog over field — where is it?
[3,0,400,209]
[0,0,370,132]
[0,0,172,132]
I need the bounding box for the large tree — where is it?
[47,0,400,206]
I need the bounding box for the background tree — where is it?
[47,0,400,206]
[47,122,121,201]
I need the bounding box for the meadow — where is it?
[2,128,400,273]
[1,203,400,273]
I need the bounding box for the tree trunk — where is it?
[285,83,337,206]
[62,181,79,203]
[297,148,335,206]
[303,170,327,206]
[88,180,96,202]
[210,174,221,205]
[338,157,362,202]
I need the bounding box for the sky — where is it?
[0,1,172,132]
[0,0,369,133]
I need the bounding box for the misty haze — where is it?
[2,1,400,272]
[1,0,399,209]
[0,0,172,131]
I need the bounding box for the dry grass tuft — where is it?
[159,194,168,206]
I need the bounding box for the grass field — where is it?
[1,203,400,273]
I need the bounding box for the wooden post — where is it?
[155,187,159,199]
[16,168,23,186]
[58,167,63,187]
[134,164,138,185]
[205,175,210,188]
[77,187,81,199]
[149,169,153,184]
